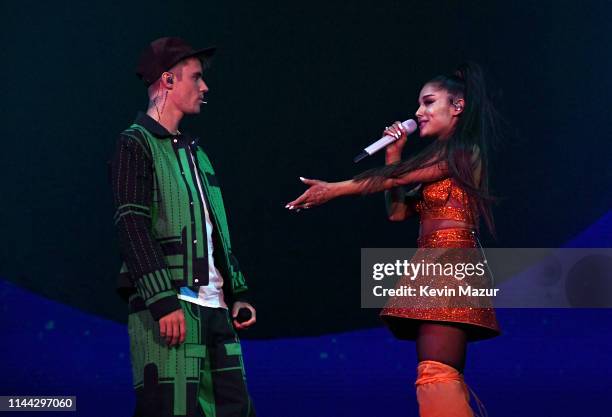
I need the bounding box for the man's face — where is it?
[169,57,208,115]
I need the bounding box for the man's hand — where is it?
[231,302,256,330]
[158,308,186,346]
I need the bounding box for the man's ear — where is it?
[160,72,174,89]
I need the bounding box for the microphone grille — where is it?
[401,119,418,134]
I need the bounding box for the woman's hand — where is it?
[384,121,408,161]
[286,177,337,210]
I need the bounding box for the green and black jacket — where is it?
[110,113,249,320]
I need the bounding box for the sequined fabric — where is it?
[416,178,475,225]
[380,178,500,341]
[417,228,477,248]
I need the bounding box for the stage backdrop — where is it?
[2,0,611,337]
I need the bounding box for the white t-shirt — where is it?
[177,149,227,309]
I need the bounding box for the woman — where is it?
[286,62,501,417]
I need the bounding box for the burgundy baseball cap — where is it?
[136,37,216,86]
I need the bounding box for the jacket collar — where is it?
[134,112,174,138]
[134,112,200,148]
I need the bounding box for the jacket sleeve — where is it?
[110,133,181,320]
[226,253,251,305]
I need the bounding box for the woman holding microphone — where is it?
[287,62,501,416]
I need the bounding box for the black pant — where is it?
[129,298,256,417]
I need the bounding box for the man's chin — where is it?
[185,107,201,115]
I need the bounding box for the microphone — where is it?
[236,308,252,324]
[353,119,418,163]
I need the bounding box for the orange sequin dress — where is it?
[380,178,500,341]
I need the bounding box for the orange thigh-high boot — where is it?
[415,360,482,417]
[414,322,488,417]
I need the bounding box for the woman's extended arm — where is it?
[285,121,450,211]
[286,160,448,210]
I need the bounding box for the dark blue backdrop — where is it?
[2,1,612,415]
[3,212,611,416]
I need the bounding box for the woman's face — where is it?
[415,83,462,139]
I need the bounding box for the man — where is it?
[110,37,256,417]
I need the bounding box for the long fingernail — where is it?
[299,176,305,181]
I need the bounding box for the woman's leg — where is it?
[417,322,467,372]
[414,322,475,417]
